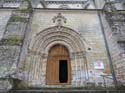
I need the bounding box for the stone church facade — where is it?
[25,10,111,88]
[0,0,125,90]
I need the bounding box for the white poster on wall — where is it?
[94,61,104,69]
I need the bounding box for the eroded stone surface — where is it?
[20,10,112,88]
[0,10,12,40]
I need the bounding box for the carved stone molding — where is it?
[32,26,85,54]
[52,13,67,27]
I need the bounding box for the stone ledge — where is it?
[7,89,125,93]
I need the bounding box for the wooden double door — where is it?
[46,44,71,85]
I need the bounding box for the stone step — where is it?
[7,89,125,93]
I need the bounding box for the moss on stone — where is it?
[10,16,27,22]
[22,0,32,13]
[19,9,30,13]
[0,37,23,46]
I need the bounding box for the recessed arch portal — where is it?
[27,26,88,86]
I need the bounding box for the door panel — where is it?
[46,45,71,85]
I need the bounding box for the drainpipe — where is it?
[92,0,118,89]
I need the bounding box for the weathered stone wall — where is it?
[101,13,125,83]
[4,22,26,39]
[22,9,112,88]
[0,7,31,90]
[0,10,13,90]
[1,0,125,90]
[0,9,12,40]
[94,0,105,9]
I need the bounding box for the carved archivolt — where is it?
[29,26,85,58]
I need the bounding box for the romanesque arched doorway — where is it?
[46,44,71,85]
[25,26,88,87]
